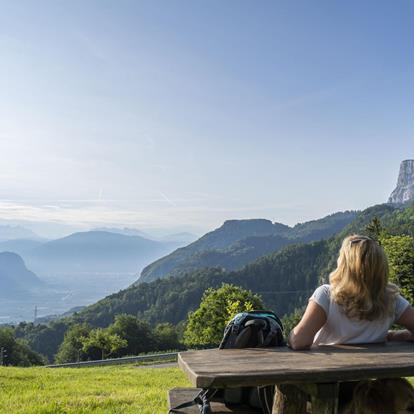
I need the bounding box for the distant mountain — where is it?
[0,225,40,242]
[138,219,290,283]
[138,212,357,283]
[94,227,197,245]
[34,305,86,324]
[389,160,414,204]
[0,239,44,257]
[0,252,43,298]
[159,232,198,244]
[93,227,151,238]
[25,231,181,275]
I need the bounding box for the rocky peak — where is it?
[388,160,414,204]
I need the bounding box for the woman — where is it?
[288,234,414,413]
[288,234,414,350]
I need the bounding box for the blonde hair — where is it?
[329,235,398,320]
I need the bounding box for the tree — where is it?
[108,314,155,356]
[381,234,414,304]
[153,323,181,351]
[55,324,91,364]
[364,217,384,241]
[281,307,305,337]
[0,327,44,366]
[183,283,263,348]
[14,320,69,363]
[225,299,254,323]
[81,328,127,360]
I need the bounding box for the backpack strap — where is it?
[168,388,217,414]
[218,323,233,349]
[257,385,275,414]
[263,318,285,346]
[219,314,246,349]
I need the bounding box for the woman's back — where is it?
[288,235,414,350]
[311,284,409,345]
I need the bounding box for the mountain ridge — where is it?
[26,230,181,275]
[0,251,43,298]
[137,211,357,283]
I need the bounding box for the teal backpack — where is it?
[169,310,284,414]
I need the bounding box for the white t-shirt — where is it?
[310,284,410,345]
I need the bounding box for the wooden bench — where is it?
[176,342,414,413]
[168,387,261,413]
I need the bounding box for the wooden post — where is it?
[273,384,308,414]
[309,383,339,414]
[311,398,337,414]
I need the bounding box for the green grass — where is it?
[0,365,191,414]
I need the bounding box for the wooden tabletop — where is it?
[178,342,414,388]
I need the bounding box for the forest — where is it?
[2,202,414,365]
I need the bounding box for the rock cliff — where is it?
[388,160,414,204]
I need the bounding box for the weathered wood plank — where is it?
[167,388,260,413]
[178,342,414,388]
[309,383,338,414]
[273,384,307,414]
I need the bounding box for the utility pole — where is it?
[0,347,7,366]
[34,305,38,322]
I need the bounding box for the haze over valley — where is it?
[0,228,192,322]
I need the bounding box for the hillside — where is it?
[0,252,43,298]
[25,231,180,275]
[13,202,413,361]
[138,212,356,283]
[384,202,414,237]
[71,240,330,328]
[71,204,407,329]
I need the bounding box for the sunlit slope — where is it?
[138,212,356,283]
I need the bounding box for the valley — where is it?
[0,271,137,323]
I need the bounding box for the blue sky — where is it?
[0,1,413,236]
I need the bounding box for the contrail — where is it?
[158,191,176,207]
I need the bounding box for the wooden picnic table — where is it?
[178,342,414,413]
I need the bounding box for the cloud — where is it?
[0,197,309,234]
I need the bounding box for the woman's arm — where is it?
[388,305,414,342]
[288,300,327,350]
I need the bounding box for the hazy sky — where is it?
[0,1,413,237]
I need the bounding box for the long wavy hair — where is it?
[329,235,398,320]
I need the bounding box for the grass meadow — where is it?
[0,365,190,414]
